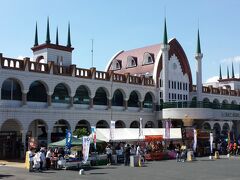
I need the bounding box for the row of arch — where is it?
[1,78,154,108]
[0,118,156,137]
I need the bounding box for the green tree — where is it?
[73,128,89,138]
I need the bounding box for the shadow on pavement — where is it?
[0,174,14,179]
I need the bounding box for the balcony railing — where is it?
[161,101,240,111]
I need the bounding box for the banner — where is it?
[91,126,97,150]
[193,129,197,152]
[210,132,213,154]
[110,121,115,141]
[139,117,143,138]
[66,130,72,149]
[82,136,91,164]
[165,120,171,139]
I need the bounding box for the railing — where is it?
[1,57,24,70]
[0,55,156,87]
[162,101,240,110]
[112,73,126,83]
[95,71,108,80]
[129,76,141,85]
[29,61,49,73]
[75,68,91,78]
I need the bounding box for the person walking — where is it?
[28,148,35,172]
[46,148,52,170]
[175,144,181,162]
[124,144,131,166]
[106,144,112,165]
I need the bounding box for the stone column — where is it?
[47,130,51,145]
[21,130,27,158]
[69,96,74,108]
[139,101,143,111]
[47,94,52,107]
[124,99,128,111]
[89,97,94,109]
[22,92,27,106]
[152,102,156,112]
[107,98,112,110]
[0,87,1,100]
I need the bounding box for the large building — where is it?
[0,19,239,159]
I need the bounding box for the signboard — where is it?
[91,126,97,150]
[66,130,72,149]
[110,121,115,141]
[165,120,171,140]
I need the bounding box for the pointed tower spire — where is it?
[227,66,230,79]
[163,18,168,45]
[219,65,222,80]
[67,22,71,47]
[196,29,201,54]
[232,62,235,78]
[46,17,51,44]
[56,27,59,45]
[34,22,39,46]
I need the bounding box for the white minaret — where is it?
[195,29,203,101]
[161,18,170,102]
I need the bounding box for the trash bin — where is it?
[130,155,139,167]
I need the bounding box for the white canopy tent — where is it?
[94,128,182,142]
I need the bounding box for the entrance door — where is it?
[0,131,21,159]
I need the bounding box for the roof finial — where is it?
[196,29,201,54]
[227,66,229,79]
[56,27,59,45]
[67,22,71,47]
[219,65,222,80]
[232,62,235,78]
[163,17,168,45]
[46,17,51,44]
[34,22,38,46]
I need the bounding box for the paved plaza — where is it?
[1,157,240,180]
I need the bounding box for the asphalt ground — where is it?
[1,156,240,180]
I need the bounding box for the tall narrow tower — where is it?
[195,29,203,101]
[161,18,170,102]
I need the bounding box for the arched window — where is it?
[93,87,107,105]
[96,120,109,128]
[74,86,90,104]
[75,120,91,133]
[143,52,154,65]
[111,59,122,70]
[202,122,211,130]
[112,89,123,106]
[127,56,137,68]
[1,78,22,100]
[52,83,69,103]
[145,121,155,128]
[128,91,139,107]
[203,98,210,108]
[115,120,126,128]
[130,121,139,128]
[27,81,47,102]
[143,92,153,108]
[222,100,229,109]
[212,99,220,109]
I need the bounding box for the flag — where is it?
[210,132,213,154]
[193,129,197,152]
[139,117,143,138]
[110,121,115,141]
[91,126,97,150]
[65,130,72,149]
[165,120,171,139]
[82,136,91,164]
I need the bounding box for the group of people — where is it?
[28,147,65,172]
[105,143,144,166]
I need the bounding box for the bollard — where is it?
[79,169,85,175]
[214,151,220,159]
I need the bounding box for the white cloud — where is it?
[16,56,33,61]
[205,76,219,83]
[221,56,240,64]
[16,56,24,60]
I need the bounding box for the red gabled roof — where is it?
[110,44,161,75]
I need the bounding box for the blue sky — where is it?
[0,0,240,83]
